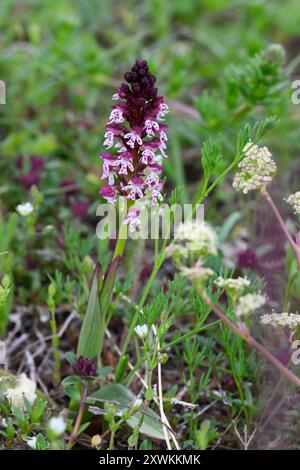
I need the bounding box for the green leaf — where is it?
[65,351,77,365]
[77,264,103,359]
[139,439,153,450]
[196,419,211,450]
[78,422,90,435]
[61,375,82,387]
[92,384,165,440]
[201,135,223,180]
[35,433,49,450]
[98,366,113,378]
[115,354,129,383]
[100,256,121,316]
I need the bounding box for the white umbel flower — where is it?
[233,142,277,194]
[285,191,300,215]
[134,324,148,339]
[235,293,266,317]
[16,202,34,217]
[48,416,66,436]
[215,276,250,296]
[181,265,214,283]
[260,311,300,329]
[175,221,218,256]
[1,373,36,410]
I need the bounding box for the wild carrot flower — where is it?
[235,293,266,317]
[175,221,218,256]
[232,142,277,194]
[99,60,169,230]
[260,311,300,329]
[285,191,300,215]
[180,265,214,283]
[215,276,250,297]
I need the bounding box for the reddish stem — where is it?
[262,190,300,268]
[201,290,300,389]
[68,380,87,447]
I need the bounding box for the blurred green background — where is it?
[1,0,300,203]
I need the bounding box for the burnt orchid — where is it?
[99,60,169,230]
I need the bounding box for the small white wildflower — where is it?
[175,221,218,256]
[233,142,277,194]
[16,202,34,217]
[2,373,36,410]
[285,191,300,215]
[235,293,266,317]
[48,416,66,436]
[25,436,37,449]
[260,311,300,329]
[215,277,250,296]
[134,324,148,339]
[181,266,214,283]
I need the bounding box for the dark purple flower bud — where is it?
[71,200,89,219]
[20,171,41,189]
[124,72,133,82]
[73,356,97,379]
[29,155,44,173]
[17,155,44,173]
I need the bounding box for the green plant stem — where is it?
[226,339,249,425]
[112,220,129,260]
[49,307,60,383]
[158,320,221,352]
